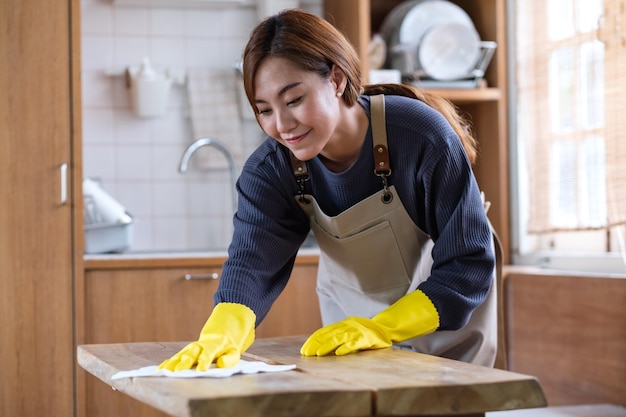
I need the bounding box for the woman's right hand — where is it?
[158,302,256,371]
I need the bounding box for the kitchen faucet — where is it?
[178,137,238,214]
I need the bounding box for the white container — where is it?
[84,220,133,254]
[83,178,134,254]
[128,57,172,118]
[369,69,402,84]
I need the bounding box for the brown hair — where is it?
[242,9,478,164]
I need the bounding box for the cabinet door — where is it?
[0,0,77,416]
[256,262,322,338]
[85,266,221,417]
[84,261,321,417]
[86,267,221,343]
[85,263,322,344]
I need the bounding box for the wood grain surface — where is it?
[247,336,546,416]
[78,336,547,417]
[77,341,370,417]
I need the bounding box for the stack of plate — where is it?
[379,0,481,82]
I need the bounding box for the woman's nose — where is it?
[275,110,296,133]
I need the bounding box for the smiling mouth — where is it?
[283,129,311,145]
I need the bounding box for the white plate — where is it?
[380,0,477,47]
[399,0,475,44]
[418,22,481,80]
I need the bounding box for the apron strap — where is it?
[289,150,310,202]
[370,95,393,203]
[370,94,391,176]
[289,150,308,179]
[288,94,393,202]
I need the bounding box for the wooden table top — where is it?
[77,335,547,417]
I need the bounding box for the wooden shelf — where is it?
[425,87,501,103]
[324,0,511,263]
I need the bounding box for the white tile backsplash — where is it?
[82,109,116,144]
[150,9,186,36]
[185,9,228,38]
[81,36,113,70]
[83,145,118,179]
[113,36,152,69]
[82,71,115,107]
[149,38,187,68]
[117,182,154,216]
[114,113,153,145]
[152,218,190,251]
[81,0,321,252]
[115,145,153,179]
[113,8,150,35]
[82,1,113,35]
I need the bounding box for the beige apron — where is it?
[291,95,497,366]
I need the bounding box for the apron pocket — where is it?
[313,219,412,295]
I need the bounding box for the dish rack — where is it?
[83,178,133,254]
[392,40,497,89]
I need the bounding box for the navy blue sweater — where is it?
[214,94,495,331]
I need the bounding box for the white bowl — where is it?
[418,22,481,80]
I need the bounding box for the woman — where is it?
[159,9,497,371]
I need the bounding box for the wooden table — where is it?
[77,335,547,417]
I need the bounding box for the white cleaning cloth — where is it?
[111,360,296,379]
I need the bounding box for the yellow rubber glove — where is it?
[158,302,256,371]
[300,289,439,356]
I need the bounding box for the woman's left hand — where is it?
[300,317,392,356]
[300,290,439,356]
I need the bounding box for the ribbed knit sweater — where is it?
[214,94,495,331]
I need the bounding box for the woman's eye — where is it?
[257,108,271,115]
[287,96,302,106]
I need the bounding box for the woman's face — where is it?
[253,56,344,162]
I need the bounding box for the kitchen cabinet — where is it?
[81,254,320,417]
[256,257,322,338]
[0,0,82,416]
[83,263,222,417]
[324,0,511,262]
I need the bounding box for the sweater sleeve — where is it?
[213,142,310,326]
[381,95,495,331]
[416,127,495,331]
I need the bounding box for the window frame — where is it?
[507,0,626,274]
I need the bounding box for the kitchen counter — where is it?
[78,335,547,417]
[84,247,320,269]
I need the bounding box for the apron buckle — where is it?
[375,170,394,204]
[296,176,311,204]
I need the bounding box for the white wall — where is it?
[81,0,321,252]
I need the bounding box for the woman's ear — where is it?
[330,64,347,94]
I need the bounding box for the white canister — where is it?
[128,57,172,118]
[369,69,402,84]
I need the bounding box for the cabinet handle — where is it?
[60,163,68,205]
[184,273,220,280]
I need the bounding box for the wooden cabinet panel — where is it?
[85,266,221,417]
[256,262,322,338]
[86,267,221,344]
[505,272,626,406]
[0,0,79,416]
[82,257,321,417]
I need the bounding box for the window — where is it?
[511,0,626,272]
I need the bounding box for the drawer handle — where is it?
[184,273,219,280]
